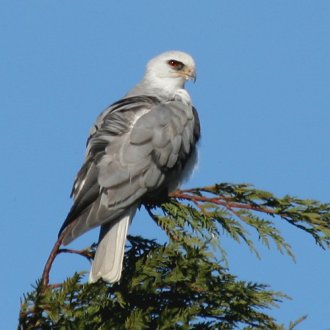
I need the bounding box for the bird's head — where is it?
[144,51,196,94]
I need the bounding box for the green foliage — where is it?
[19,183,330,329]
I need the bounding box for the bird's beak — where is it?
[173,67,196,83]
[185,68,196,83]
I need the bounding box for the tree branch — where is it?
[41,222,75,288]
[169,190,279,215]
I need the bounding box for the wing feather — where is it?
[59,95,200,244]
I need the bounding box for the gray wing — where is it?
[59,95,200,244]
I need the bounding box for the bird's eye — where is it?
[167,59,184,70]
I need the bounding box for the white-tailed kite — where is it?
[58,51,200,283]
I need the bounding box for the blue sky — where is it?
[1,1,330,328]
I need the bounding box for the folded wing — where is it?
[58,95,200,282]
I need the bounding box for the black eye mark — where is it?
[167,59,184,70]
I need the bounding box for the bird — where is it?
[58,50,201,283]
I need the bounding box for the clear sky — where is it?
[1,1,329,329]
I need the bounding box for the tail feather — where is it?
[88,206,136,283]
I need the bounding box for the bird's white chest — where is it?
[174,89,192,106]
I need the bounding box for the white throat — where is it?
[128,75,187,100]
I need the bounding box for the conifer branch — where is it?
[20,183,330,329]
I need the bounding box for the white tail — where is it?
[88,206,136,283]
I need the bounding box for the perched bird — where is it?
[58,50,200,283]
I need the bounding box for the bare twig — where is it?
[169,191,277,215]
[41,222,75,288]
[58,248,94,260]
